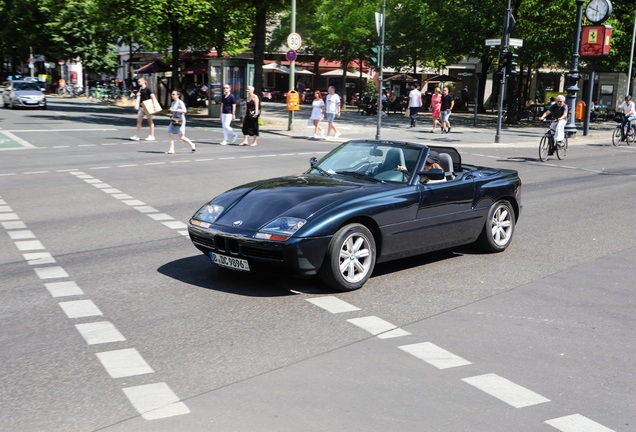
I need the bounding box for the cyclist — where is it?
[539,95,568,153]
[617,95,635,137]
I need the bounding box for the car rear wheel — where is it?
[319,223,376,291]
[478,200,515,253]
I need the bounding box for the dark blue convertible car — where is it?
[189,140,522,291]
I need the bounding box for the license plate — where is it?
[210,252,250,272]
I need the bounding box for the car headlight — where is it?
[191,203,225,227]
[255,217,306,241]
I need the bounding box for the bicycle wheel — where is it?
[520,110,534,124]
[612,127,621,146]
[539,135,550,161]
[556,135,568,160]
[628,128,635,146]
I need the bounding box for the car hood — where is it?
[13,90,44,96]
[213,174,379,231]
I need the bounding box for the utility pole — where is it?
[375,0,386,140]
[288,0,296,131]
[564,0,585,138]
[627,8,636,96]
[494,0,512,143]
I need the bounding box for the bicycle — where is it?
[539,120,568,161]
[612,113,635,146]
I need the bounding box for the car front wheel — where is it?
[319,223,376,291]
[478,200,515,252]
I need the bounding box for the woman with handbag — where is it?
[239,85,260,146]
[166,90,196,154]
[310,90,325,139]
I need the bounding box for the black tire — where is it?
[478,200,516,253]
[612,127,621,146]
[629,130,635,146]
[520,110,534,124]
[319,223,376,291]
[539,135,550,162]
[556,135,568,160]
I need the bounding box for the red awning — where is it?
[179,62,208,75]
[135,61,171,74]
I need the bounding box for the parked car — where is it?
[188,140,522,291]
[3,80,47,109]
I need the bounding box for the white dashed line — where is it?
[59,300,103,319]
[84,179,103,184]
[346,316,411,338]
[78,144,97,147]
[545,414,615,432]
[162,221,188,230]
[8,230,35,239]
[462,373,550,408]
[0,173,17,176]
[122,200,146,206]
[147,213,174,221]
[218,157,236,160]
[144,162,166,165]
[170,160,190,164]
[122,383,191,420]
[33,266,70,279]
[111,194,134,200]
[258,154,277,158]
[306,296,361,313]
[195,158,215,162]
[92,183,112,189]
[23,252,56,265]
[76,322,126,345]
[96,348,154,378]
[53,145,71,148]
[14,240,45,251]
[24,171,49,175]
[45,281,84,297]
[133,206,159,213]
[398,342,472,369]
[118,164,138,168]
[2,221,26,229]
[101,188,122,193]
[0,206,13,212]
[240,156,257,158]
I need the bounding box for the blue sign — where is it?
[286,50,297,62]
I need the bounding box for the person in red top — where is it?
[429,87,442,133]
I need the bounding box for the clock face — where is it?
[586,0,611,23]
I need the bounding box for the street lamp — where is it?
[564,0,585,138]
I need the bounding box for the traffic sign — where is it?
[509,38,523,47]
[287,33,302,50]
[286,50,297,62]
[485,38,501,47]
[58,59,65,65]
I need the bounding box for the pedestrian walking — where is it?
[440,87,454,133]
[408,84,422,127]
[461,85,469,110]
[325,86,341,140]
[220,84,237,145]
[165,90,196,154]
[429,87,442,133]
[239,85,260,146]
[131,77,158,141]
[310,90,325,139]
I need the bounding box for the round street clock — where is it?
[585,0,612,24]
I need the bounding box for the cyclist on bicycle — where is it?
[539,95,568,151]
[618,95,635,137]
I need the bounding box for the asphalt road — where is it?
[1,98,635,432]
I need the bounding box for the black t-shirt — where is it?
[441,94,454,110]
[139,86,153,102]
[549,102,568,119]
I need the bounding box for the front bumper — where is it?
[14,97,46,108]
[188,224,332,277]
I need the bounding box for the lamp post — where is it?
[375,0,386,140]
[564,0,585,137]
[288,0,296,131]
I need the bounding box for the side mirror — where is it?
[310,157,318,167]
[417,168,445,181]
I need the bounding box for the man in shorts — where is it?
[440,87,454,133]
[131,77,159,141]
[325,86,341,140]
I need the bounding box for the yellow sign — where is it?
[588,29,598,44]
[287,90,300,110]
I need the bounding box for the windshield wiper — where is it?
[335,171,385,183]
[312,165,332,177]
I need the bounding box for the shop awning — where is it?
[180,62,208,74]
[135,61,171,74]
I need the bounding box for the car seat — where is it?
[378,148,405,174]
[438,153,455,180]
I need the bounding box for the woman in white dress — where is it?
[310,90,325,139]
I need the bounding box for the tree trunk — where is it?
[170,19,180,91]
[253,6,267,97]
[477,55,492,114]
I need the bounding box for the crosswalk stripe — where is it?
[462,373,550,408]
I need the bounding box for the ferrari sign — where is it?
[580,25,612,59]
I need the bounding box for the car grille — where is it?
[243,247,284,261]
[190,233,214,250]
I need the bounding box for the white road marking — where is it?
[218,157,236,160]
[144,162,166,165]
[0,205,13,212]
[75,175,94,179]
[92,183,112,189]
[78,144,97,147]
[1,131,37,148]
[378,328,412,339]
[34,266,70,279]
[279,153,296,156]
[0,213,20,221]
[118,164,138,168]
[6,128,118,132]
[14,240,45,251]
[111,194,134,200]
[133,206,159,213]
[297,152,316,155]
[170,160,190,164]
[147,213,173,221]
[0,173,17,176]
[195,158,215,161]
[76,321,126,345]
[177,230,189,236]
[162,221,188,229]
[8,230,35,239]
[346,316,410,338]
[53,145,71,148]
[23,252,56,265]
[306,296,361,314]
[122,200,146,206]
[59,299,103,318]
[258,154,277,158]
[96,348,154,378]
[398,342,472,369]
[90,166,111,170]
[462,373,550,408]
[44,281,84,297]
[70,171,87,175]
[83,179,102,184]
[102,143,118,146]
[2,221,27,229]
[545,414,615,432]
[122,382,190,420]
[240,156,257,159]
[24,171,49,175]
[0,199,6,204]
[101,188,122,193]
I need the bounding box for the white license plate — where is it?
[210,252,250,272]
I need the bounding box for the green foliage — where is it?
[365,80,376,97]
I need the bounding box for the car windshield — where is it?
[310,142,422,184]
[13,82,41,92]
